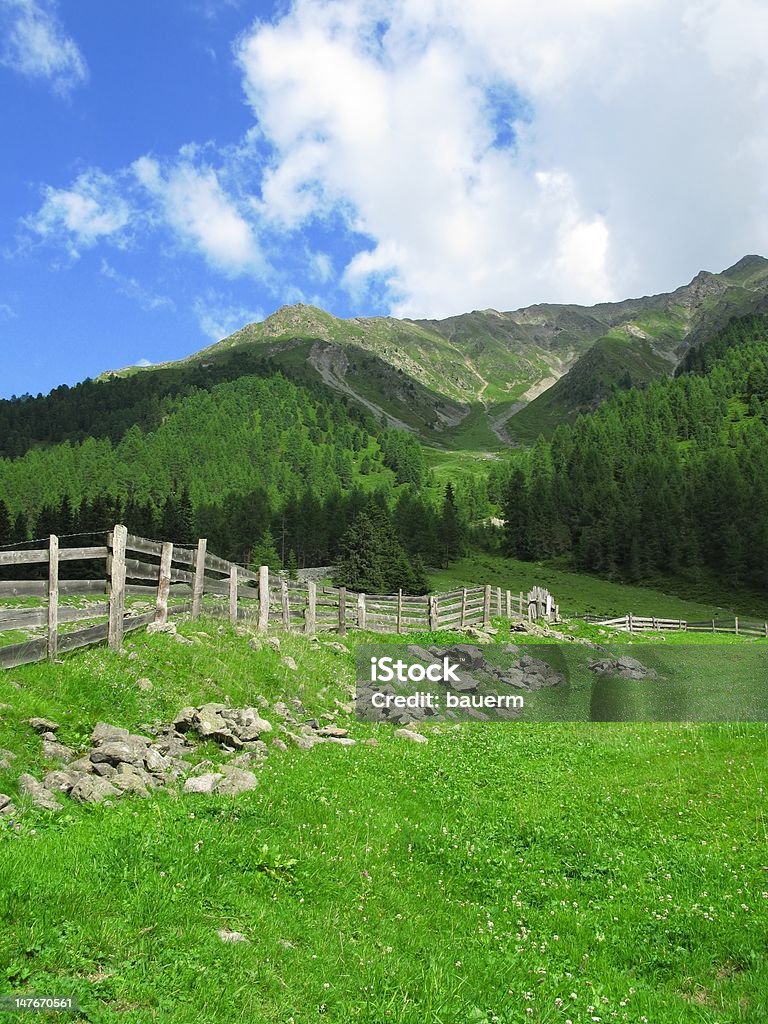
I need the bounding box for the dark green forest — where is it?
[3,312,768,597]
[498,314,768,590]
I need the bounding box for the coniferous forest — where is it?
[497,314,768,590]
[2,313,768,597]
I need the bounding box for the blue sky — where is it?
[2,0,768,399]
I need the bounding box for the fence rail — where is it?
[585,612,768,637]
[0,526,561,670]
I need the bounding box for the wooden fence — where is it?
[0,527,558,670]
[588,613,768,637]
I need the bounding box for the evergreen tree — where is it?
[250,527,281,573]
[438,483,466,568]
[334,504,428,594]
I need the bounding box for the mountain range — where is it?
[99,253,768,448]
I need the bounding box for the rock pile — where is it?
[1,694,369,817]
[588,656,658,680]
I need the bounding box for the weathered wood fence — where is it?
[0,526,557,670]
[589,613,768,637]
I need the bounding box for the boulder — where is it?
[0,748,17,771]
[27,717,60,733]
[111,764,152,797]
[91,723,130,746]
[67,756,95,774]
[70,776,120,804]
[183,773,223,795]
[146,621,176,635]
[216,766,259,796]
[19,773,62,811]
[137,677,153,692]
[281,656,298,671]
[42,739,75,760]
[43,769,83,794]
[394,729,428,744]
[90,736,150,768]
[0,794,17,816]
[316,726,349,738]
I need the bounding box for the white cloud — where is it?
[0,0,87,94]
[193,292,264,340]
[27,169,131,256]
[236,0,768,316]
[100,260,176,313]
[133,155,264,277]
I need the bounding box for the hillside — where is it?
[145,254,768,445]
[0,621,766,1022]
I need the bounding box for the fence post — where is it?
[191,538,207,619]
[305,580,317,635]
[495,587,502,617]
[734,616,739,636]
[712,619,716,633]
[258,565,270,632]
[107,524,127,652]
[505,589,512,618]
[338,587,347,636]
[460,588,467,629]
[47,534,58,662]
[628,612,634,633]
[764,622,768,639]
[429,595,439,631]
[229,565,238,625]
[483,585,491,628]
[519,592,524,617]
[281,580,291,630]
[357,593,367,630]
[155,541,173,625]
[397,589,403,634]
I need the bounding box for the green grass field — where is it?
[0,621,767,1023]
[429,552,768,620]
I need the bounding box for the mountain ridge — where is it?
[93,254,768,446]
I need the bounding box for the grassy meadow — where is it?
[0,620,766,1023]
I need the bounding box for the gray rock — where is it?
[0,748,17,770]
[42,739,75,760]
[271,738,288,752]
[67,756,95,774]
[394,728,428,744]
[144,747,172,774]
[90,736,149,768]
[27,717,60,733]
[272,702,294,721]
[91,723,130,746]
[111,764,152,797]
[43,769,83,793]
[281,656,298,671]
[324,736,356,747]
[174,634,194,645]
[324,641,350,654]
[316,725,349,738]
[216,766,259,796]
[146,621,176,635]
[137,677,153,692]
[217,929,248,943]
[171,708,198,733]
[266,637,281,651]
[19,773,62,812]
[183,773,223,795]
[228,752,263,769]
[0,794,17,816]
[91,762,117,778]
[70,776,120,804]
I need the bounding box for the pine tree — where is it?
[438,483,465,568]
[250,528,281,573]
